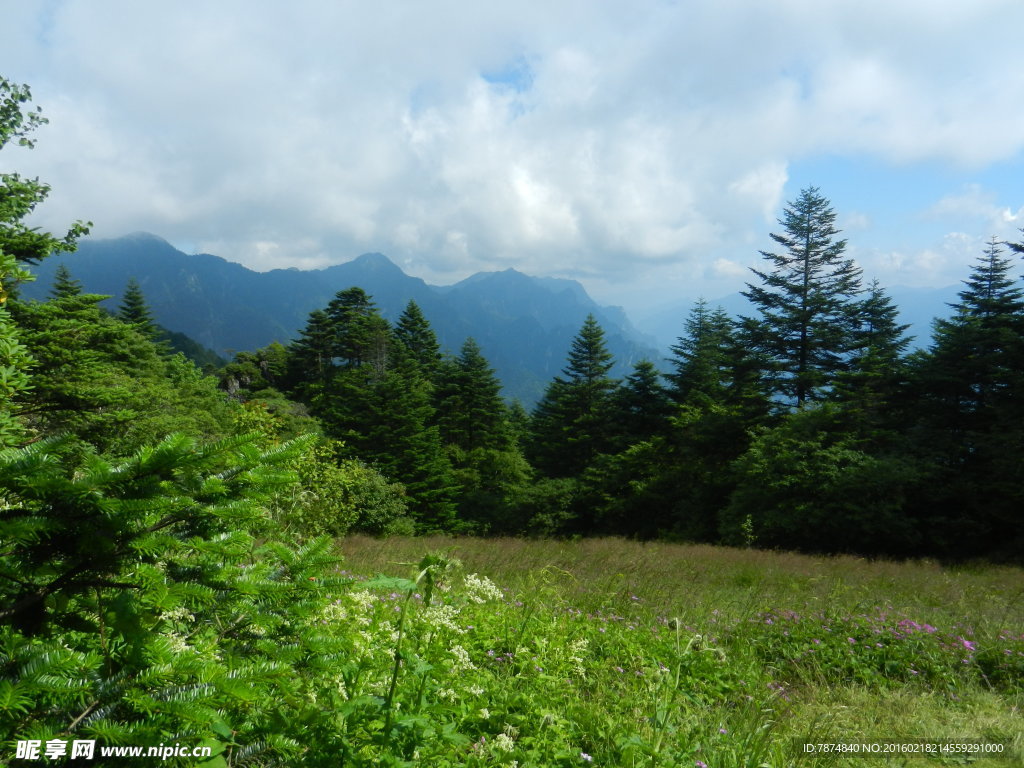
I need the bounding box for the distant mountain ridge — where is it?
[633,284,962,351]
[22,233,659,405]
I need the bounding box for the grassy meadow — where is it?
[326,536,1023,767]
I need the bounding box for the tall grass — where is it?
[331,536,1022,766]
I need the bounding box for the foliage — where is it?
[117,278,158,338]
[10,293,237,456]
[722,405,920,554]
[904,238,1024,557]
[0,78,90,269]
[741,186,862,408]
[528,315,618,479]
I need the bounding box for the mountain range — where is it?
[21,233,660,405]
[23,233,964,403]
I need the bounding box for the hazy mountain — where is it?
[633,284,963,352]
[23,233,659,405]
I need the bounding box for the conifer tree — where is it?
[287,308,335,393]
[831,279,912,436]
[666,300,734,406]
[528,314,617,478]
[49,263,83,298]
[742,186,863,408]
[907,237,1024,555]
[394,299,442,378]
[608,359,673,449]
[436,338,510,452]
[325,286,390,369]
[0,78,89,446]
[118,277,158,337]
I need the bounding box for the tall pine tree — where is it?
[742,186,863,408]
[528,314,617,478]
[907,237,1024,556]
[394,300,442,379]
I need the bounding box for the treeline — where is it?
[219,186,1023,560]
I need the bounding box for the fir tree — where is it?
[830,279,912,437]
[528,314,617,478]
[325,286,390,369]
[665,300,734,406]
[287,308,335,393]
[608,359,673,449]
[0,79,89,446]
[323,362,457,531]
[742,186,863,408]
[436,338,510,452]
[49,263,83,298]
[394,300,442,378]
[907,237,1024,556]
[118,277,158,337]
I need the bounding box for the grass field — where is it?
[329,536,1023,767]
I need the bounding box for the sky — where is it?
[2,0,1023,319]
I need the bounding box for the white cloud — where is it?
[3,0,1023,311]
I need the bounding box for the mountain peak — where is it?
[350,252,401,271]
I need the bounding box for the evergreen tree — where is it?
[322,362,457,531]
[49,263,83,298]
[11,292,236,455]
[906,238,1024,556]
[394,300,442,378]
[608,359,673,449]
[287,291,457,530]
[528,314,617,478]
[287,308,335,393]
[436,338,510,452]
[666,300,734,406]
[0,78,89,446]
[325,286,390,369]
[0,78,89,270]
[742,186,863,408]
[434,339,531,533]
[118,277,158,337]
[830,279,912,441]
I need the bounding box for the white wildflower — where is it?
[422,604,467,634]
[159,605,195,625]
[449,644,477,672]
[320,602,348,623]
[436,688,458,702]
[479,707,490,719]
[463,573,504,604]
[568,636,589,677]
[492,733,515,753]
[165,633,191,654]
[467,684,485,696]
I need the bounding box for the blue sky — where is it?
[2,0,1022,318]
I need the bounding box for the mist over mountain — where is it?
[632,284,962,351]
[22,233,659,405]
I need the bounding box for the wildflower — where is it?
[847,637,856,644]
[581,752,593,762]
[719,728,728,734]
[449,644,477,672]
[492,733,515,753]
[480,708,491,719]
[464,573,504,603]
[696,761,709,768]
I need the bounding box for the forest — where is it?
[2,76,1022,766]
